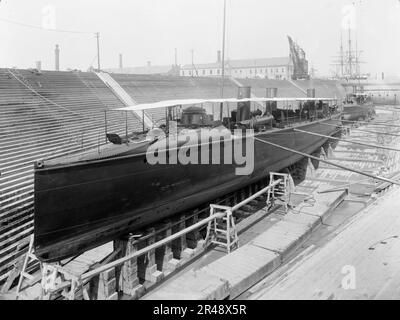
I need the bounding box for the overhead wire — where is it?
[0,17,95,34]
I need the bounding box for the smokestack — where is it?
[217,50,221,63]
[55,44,60,71]
[36,61,42,71]
[306,88,316,98]
[266,88,278,98]
[119,54,123,69]
[266,88,278,112]
[237,86,251,121]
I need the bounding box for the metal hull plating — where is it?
[34,117,340,261]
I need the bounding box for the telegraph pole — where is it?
[95,32,101,71]
[191,49,195,77]
[220,0,227,98]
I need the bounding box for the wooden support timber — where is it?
[14,235,41,300]
[115,236,144,299]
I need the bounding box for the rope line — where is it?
[320,122,400,137]
[294,127,400,152]
[8,69,82,117]
[254,137,400,186]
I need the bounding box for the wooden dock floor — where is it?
[143,186,347,300]
[247,186,400,300]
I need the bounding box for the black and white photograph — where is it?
[0,0,400,305]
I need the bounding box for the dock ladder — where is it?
[266,172,293,214]
[205,205,239,253]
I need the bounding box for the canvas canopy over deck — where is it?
[115,97,339,112]
[104,96,339,140]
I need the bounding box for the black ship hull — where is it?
[34,117,341,261]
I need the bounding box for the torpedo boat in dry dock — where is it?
[342,92,375,122]
[33,95,342,262]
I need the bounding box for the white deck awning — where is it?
[114,97,338,112]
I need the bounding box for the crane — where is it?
[288,36,310,80]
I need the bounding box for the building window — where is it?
[282,68,284,72]
[276,68,278,73]
[210,70,212,75]
[217,69,220,75]
[182,71,185,76]
[189,71,192,76]
[202,70,205,75]
[265,69,268,73]
[249,69,252,74]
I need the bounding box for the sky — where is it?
[1,0,400,77]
